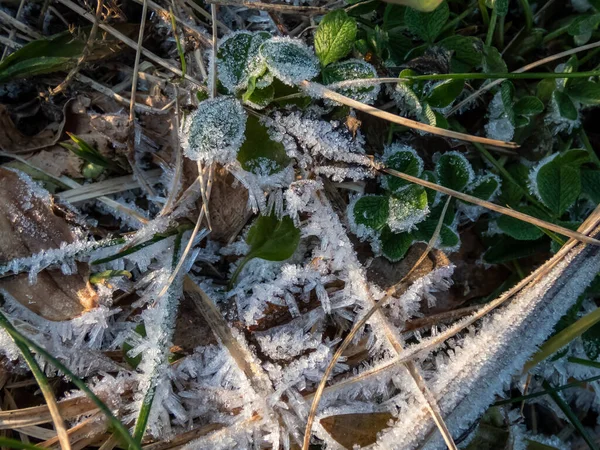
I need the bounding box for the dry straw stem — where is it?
[129,0,149,124]
[206,0,329,15]
[0,9,42,39]
[449,39,600,115]
[302,198,456,450]
[301,81,519,149]
[56,0,203,87]
[182,0,231,33]
[1,0,27,60]
[379,164,600,246]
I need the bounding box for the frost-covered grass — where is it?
[2,1,600,450]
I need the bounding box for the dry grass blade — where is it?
[0,314,71,450]
[0,9,41,39]
[301,81,519,149]
[129,0,148,125]
[56,0,203,86]
[1,0,27,60]
[0,397,96,429]
[57,169,162,203]
[449,40,600,115]
[210,4,218,99]
[378,164,600,246]
[302,198,455,450]
[206,0,329,15]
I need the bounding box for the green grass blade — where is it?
[542,379,599,450]
[0,437,47,450]
[0,310,141,450]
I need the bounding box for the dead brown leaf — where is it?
[0,167,98,321]
[0,100,72,154]
[320,412,393,448]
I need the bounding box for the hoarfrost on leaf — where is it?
[322,59,380,104]
[259,37,320,85]
[216,31,270,93]
[181,96,247,164]
[387,185,429,233]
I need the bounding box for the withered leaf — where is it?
[0,167,98,321]
[320,412,393,448]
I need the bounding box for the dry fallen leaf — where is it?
[0,100,72,154]
[0,167,98,321]
[320,412,393,448]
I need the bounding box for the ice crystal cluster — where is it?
[2,21,600,450]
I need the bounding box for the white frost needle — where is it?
[303,197,455,450]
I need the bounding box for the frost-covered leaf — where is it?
[404,1,449,43]
[581,169,600,202]
[314,10,357,67]
[322,59,380,103]
[497,211,545,241]
[467,173,501,201]
[425,79,464,108]
[534,158,582,216]
[435,151,474,192]
[499,81,516,126]
[246,214,300,261]
[353,195,390,230]
[412,219,459,249]
[216,31,270,93]
[553,90,578,120]
[260,37,320,85]
[497,162,529,207]
[439,35,482,72]
[383,145,424,193]
[380,226,413,262]
[422,170,440,204]
[387,185,429,232]
[568,13,600,37]
[566,80,600,105]
[237,115,290,176]
[183,96,247,164]
[514,96,544,116]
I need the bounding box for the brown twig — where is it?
[301,81,519,149]
[205,0,329,15]
[51,0,105,95]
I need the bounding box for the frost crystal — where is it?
[259,37,319,85]
[485,90,515,142]
[181,97,247,164]
[387,192,429,233]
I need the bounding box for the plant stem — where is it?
[0,310,141,450]
[0,437,49,450]
[441,2,477,33]
[542,24,571,44]
[579,128,600,168]
[517,0,533,31]
[568,356,600,369]
[169,7,187,79]
[228,254,253,290]
[497,13,505,49]
[485,8,497,47]
[524,307,600,372]
[478,0,490,26]
[543,379,599,450]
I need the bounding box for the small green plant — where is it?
[349,146,501,262]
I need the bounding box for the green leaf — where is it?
[536,78,556,103]
[388,0,443,12]
[322,59,379,103]
[404,1,449,43]
[483,236,548,264]
[421,170,439,204]
[500,81,516,126]
[556,148,589,166]
[566,80,600,105]
[568,13,600,36]
[497,163,529,207]
[514,96,544,116]
[237,115,290,176]
[260,38,320,85]
[412,219,459,249]
[216,31,270,93]
[89,270,132,284]
[0,27,131,82]
[467,173,501,201]
[386,28,413,64]
[246,214,300,261]
[353,195,390,230]
[383,4,406,30]
[380,226,413,262]
[439,35,483,72]
[553,90,578,121]
[425,79,464,108]
[435,152,474,192]
[314,10,357,67]
[536,160,582,216]
[242,76,275,108]
[581,169,600,203]
[383,146,424,193]
[387,185,429,232]
[497,214,544,241]
[482,45,507,73]
[487,0,509,16]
